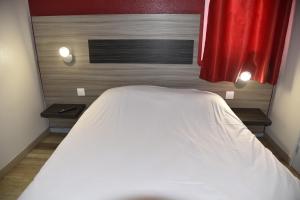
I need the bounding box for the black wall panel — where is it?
[88,39,194,64]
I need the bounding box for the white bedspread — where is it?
[19,86,300,200]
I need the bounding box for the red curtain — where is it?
[199,0,294,85]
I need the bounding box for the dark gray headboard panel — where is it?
[88,39,194,64]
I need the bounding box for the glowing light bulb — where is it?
[59,47,70,58]
[58,47,73,63]
[239,71,252,81]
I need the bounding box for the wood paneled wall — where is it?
[32,14,273,128]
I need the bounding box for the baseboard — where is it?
[0,128,50,180]
[264,132,291,164]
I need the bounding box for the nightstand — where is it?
[41,104,86,119]
[231,108,272,137]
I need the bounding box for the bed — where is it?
[19,86,300,200]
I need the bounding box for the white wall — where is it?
[267,1,300,159]
[0,0,48,170]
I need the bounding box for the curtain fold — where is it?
[198,0,294,85]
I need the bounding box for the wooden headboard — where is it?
[32,14,273,128]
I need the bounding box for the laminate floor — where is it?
[0,133,299,200]
[0,133,65,200]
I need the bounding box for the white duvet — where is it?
[19,86,300,200]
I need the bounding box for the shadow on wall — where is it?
[278,1,300,92]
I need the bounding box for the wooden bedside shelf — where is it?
[231,108,272,137]
[231,108,272,126]
[41,104,86,119]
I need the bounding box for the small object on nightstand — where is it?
[41,104,86,119]
[58,106,77,113]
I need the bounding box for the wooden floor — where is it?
[0,133,65,200]
[0,133,299,200]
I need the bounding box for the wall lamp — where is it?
[235,54,255,88]
[235,71,252,88]
[239,71,252,82]
[59,47,73,63]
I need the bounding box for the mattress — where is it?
[19,86,300,200]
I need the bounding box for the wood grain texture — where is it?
[89,39,194,64]
[32,14,273,128]
[0,133,65,200]
[0,129,49,180]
